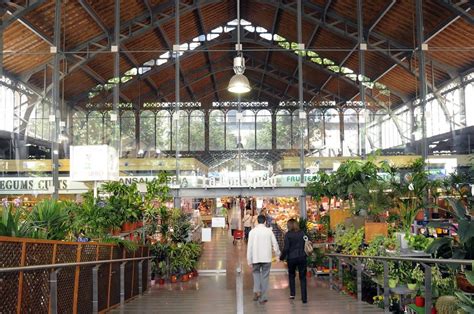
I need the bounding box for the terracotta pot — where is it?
[415,296,425,307]
[188,272,193,279]
[181,274,189,282]
[193,270,199,277]
[306,271,312,278]
[122,222,133,232]
[112,228,121,236]
[456,273,474,293]
[158,278,165,285]
[170,275,177,283]
[415,211,425,221]
[136,221,143,228]
[131,222,138,230]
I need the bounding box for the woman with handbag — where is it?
[280,219,308,303]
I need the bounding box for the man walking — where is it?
[247,215,281,304]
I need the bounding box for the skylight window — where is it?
[211,26,223,33]
[244,26,255,32]
[160,52,171,59]
[86,18,389,101]
[189,42,200,50]
[206,33,219,41]
[138,67,151,74]
[259,33,273,40]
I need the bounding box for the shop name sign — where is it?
[0,178,71,194]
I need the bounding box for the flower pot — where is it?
[407,283,417,290]
[158,278,165,285]
[193,270,199,277]
[306,271,312,278]
[151,279,156,286]
[415,211,425,221]
[456,273,474,293]
[181,274,189,282]
[415,296,425,307]
[388,278,398,288]
[112,227,121,235]
[122,222,133,232]
[170,275,177,283]
[188,272,193,279]
[136,221,143,228]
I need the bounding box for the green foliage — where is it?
[407,234,433,251]
[335,226,364,255]
[351,178,392,220]
[102,181,143,223]
[455,290,474,313]
[0,204,29,237]
[307,247,324,267]
[101,236,139,252]
[427,198,474,262]
[363,236,387,276]
[27,200,69,240]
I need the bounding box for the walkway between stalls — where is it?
[110,226,382,313]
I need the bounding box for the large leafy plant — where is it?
[426,198,473,262]
[0,204,29,237]
[27,200,69,240]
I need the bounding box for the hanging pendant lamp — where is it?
[227,0,250,94]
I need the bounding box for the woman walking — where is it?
[280,219,307,303]
[242,209,252,241]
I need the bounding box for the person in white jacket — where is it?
[247,215,281,304]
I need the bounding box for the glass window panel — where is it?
[292,109,308,150]
[324,109,340,156]
[343,109,358,156]
[241,110,255,150]
[256,110,272,150]
[189,110,204,151]
[309,109,324,151]
[276,110,291,149]
[103,111,116,146]
[120,111,136,154]
[0,88,14,132]
[172,110,188,151]
[72,111,87,145]
[466,83,474,126]
[226,110,238,151]
[87,111,104,145]
[156,110,171,151]
[209,110,225,150]
[140,111,155,152]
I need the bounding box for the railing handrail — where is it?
[326,253,473,265]
[0,256,152,273]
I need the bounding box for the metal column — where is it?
[0,7,4,77]
[416,0,430,221]
[113,0,120,153]
[51,0,61,199]
[416,0,428,160]
[357,0,366,158]
[297,0,306,218]
[174,0,181,209]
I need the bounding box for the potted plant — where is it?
[426,198,473,292]
[407,234,433,253]
[388,262,400,288]
[384,236,398,254]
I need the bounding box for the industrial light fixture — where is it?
[227,0,250,94]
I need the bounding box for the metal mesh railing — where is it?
[0,236,150,314]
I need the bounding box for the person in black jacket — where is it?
[280,219,307,303]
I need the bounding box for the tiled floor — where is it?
[110,221,382,313]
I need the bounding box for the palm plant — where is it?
[0,204,29,237]
[27,199,69,240]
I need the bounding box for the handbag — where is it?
[303,235,313,256]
